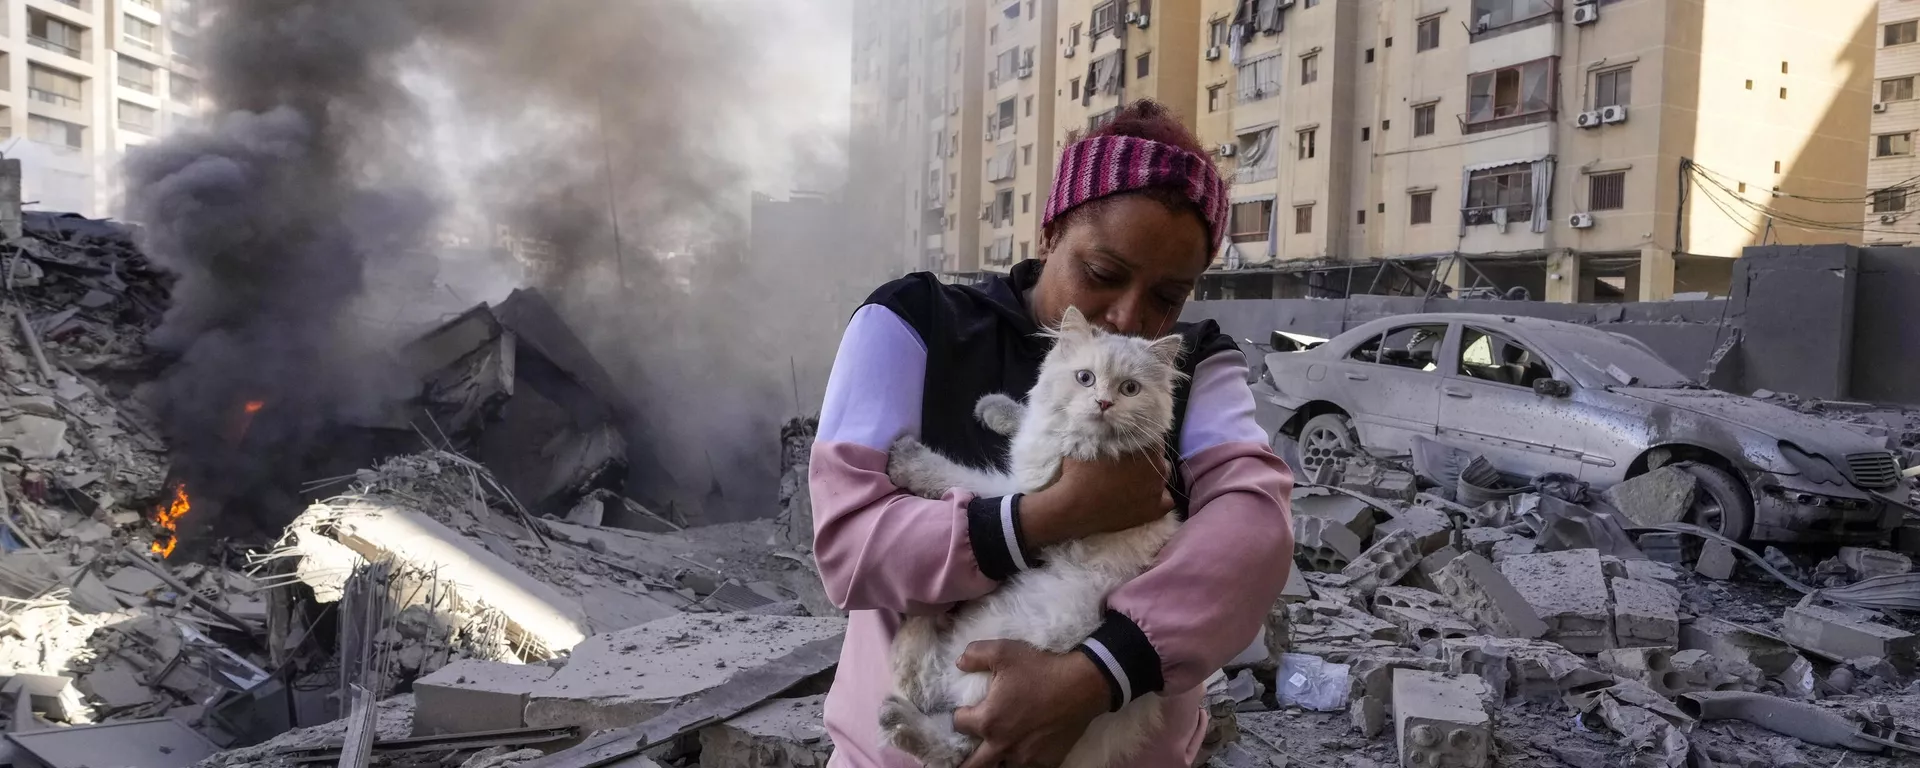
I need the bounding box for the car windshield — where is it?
[1533,328,1696,388]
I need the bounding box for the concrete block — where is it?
[1680,617,1803,677]
[1373,586,1450,612]
[1293,493,1377,542]
[1295,515,1364,572]
[1488,536,1538,563]
[1596,647,1761,697]
[1342,528,1425,595]
[413,659,557,737]
[1460,528,1512,560]
[1404,546,1460,593]
[1695,540,1737,580]
[1337,460,1419,504]
[1836,547,1912,579]
[697,695,832,768]
[1635,532,1695,565]
[1440,636,1607,704]
[1279,561,1312,604]
[525,614,846,731]
[1347,653,1448,739]
[1499,550,1614,654]
[1781,604,1918,670]
[1391,671,1491,768]
[1609,578,1680,648]
[1374,505,1453,555]
[1375,604,1477,644]
[1622,560,1680,585]
[1603,467,1697,527]
[1433,553,1547,640]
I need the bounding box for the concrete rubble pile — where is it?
[1220,452,1920,768]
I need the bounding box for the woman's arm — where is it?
[1072,349,1296,708]
[810,304,1042,614]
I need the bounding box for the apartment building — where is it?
[1870,0,1920,244]
[0,0,203,217]
[1054,0,1204,179]
[1195,0,1873,302]
[973,0,1059,274]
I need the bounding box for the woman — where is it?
[811,100,1295,768]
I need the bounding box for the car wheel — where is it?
[1677,462,1754,543]
[1299,412,1359,480]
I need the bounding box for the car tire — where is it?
[1677,462,1754,543]
[1299,412,1359,480]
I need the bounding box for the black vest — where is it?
[862,260,1238,517]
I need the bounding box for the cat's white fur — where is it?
[878,306,1187,768]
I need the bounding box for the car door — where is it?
[1435,324,1589,479]
[1334,321,1449,455]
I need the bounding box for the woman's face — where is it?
[1032,195,1209,338]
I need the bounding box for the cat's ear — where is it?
[1148,334,1185,368]
[1057,305,1095,339]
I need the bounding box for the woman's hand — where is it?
[952,640,1111,768]
[1021,450,1175,548]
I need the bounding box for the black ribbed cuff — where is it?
[965,494,1038,581]
[1075,610,1166,711]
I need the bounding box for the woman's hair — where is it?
[1041,99,1215,251]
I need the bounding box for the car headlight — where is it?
[1779,442,1844,485]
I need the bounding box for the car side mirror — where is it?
[1533,378,1573,398]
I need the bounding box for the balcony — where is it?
[1235,166,1278,184]
[30,88,80,109]
[118,119,152,134]
[30,37,82,59]
[118,77,153,94]
[51,0,83,9]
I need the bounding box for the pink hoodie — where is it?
[808,305,1295,767]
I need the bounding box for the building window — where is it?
[1463,164,1534,225]
[1209,19,1230,48]
[28,65,83,110]
[171,73,198,104]
[1070,23,1082,49]
[990,25,998,44]
[1470,0,1555,33]
[1237,54,1281,102]
[1384,37,1393,48]
[1884,77,1916,103]
[1137,53,1150,79]
[1594,67,1631,108]
[1023,144,1033,165]
[1414,104,1436,136]
[118,55,156,94]
[1297,128,1316,159]
[1089,107,1121,132]
[29,12,84,58]
[1023,193,1031,213]
[1365,48,1375,63]
[1357,209,1367,224]
[1303,0,1318,7]
[1021,241,1031,260]
[996,189,1015,225]
[1361,126,1371,141]
[1025,96,1033,116]
[1230,200,1274,243]
[1466,57,1556,132]
[1092,1,1120,36]
[1874,188,1908,213]
[1887,20,1919,47]
[28,115,82,149]
[1071,78,1082,100]
[1588,172,1625,210]
[1294,204,1314,234]
[1878,132,1914,157]
[123,15,158,49]
[1410,192,1433,224]
[118,100,156,134]
[1417,17,1441,51]
[1208,84,1225,113]
[1301,53,1319,84]
[1029,1,1036,20]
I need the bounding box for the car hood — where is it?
[1613,388,1884,454]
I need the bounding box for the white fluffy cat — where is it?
[878,305,1187,768]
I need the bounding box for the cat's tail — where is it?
[890,614,945,708]
[973,393,1024,437]
[878,694,974,768]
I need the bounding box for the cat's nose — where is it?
[1097,400,1113,411]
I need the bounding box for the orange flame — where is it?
[149,484,189,558]
[232,400,267,444]
[244,400,265,414]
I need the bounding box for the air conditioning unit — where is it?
[984,130,995,141]
[1568,213,1595,229]
[1572,5,1599,24]
[1600,104,1628,124]
[1881,214,1900,224]
[1135,13,1150,28]
[1217,143,1237,157]
[1875,102,1889,113]
[1576,110,1603,128]
[1206,46,1222,61]
[1279,0,1295,7]
[1125,11,1139,24]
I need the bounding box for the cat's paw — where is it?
[878,694,942,763]
[887,436,947,499]
[973,393,1024,437]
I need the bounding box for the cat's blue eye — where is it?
[1074,369,1095,387]
[1119,380,1141,397]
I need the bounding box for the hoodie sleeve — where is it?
[1072,350,1296,710]
[809,304,1044,615]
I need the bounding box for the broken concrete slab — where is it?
[1609,578,1680,648]
[1620,560,1678,585]
[1391,670,1491,768]
[525,614,845,731]
[1373,505,1452,555]
[1488,536,1538,563]
[1292,493,1377,542]
[1341,528,1424,595]
[1499,550,1615,654]
[1346,652,1448,739]
[1460,528,1512,560]
[1836,546,1912,580]
[1374,604,1477,645]
[79,663,154,710]
[696,695,832,768]
[1294,515,1363,572]
[1635,532,1695,565]
[0,413,67,460]
[1432,553,1547,640]
[1595,647,1760,697]
[1680,617,1804,677]
[1404,546,1460,593]
[5,717,218,768]
[1695,539,1737,580]
[412,659,558,737]
[1439,636,1606,704]
[1780,604,1918,670]
[1279,562,1311,604]
[1603,466,1697,527]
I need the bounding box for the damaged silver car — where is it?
[1256,313,1907,544]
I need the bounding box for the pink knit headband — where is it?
[1043,134,1232,254]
